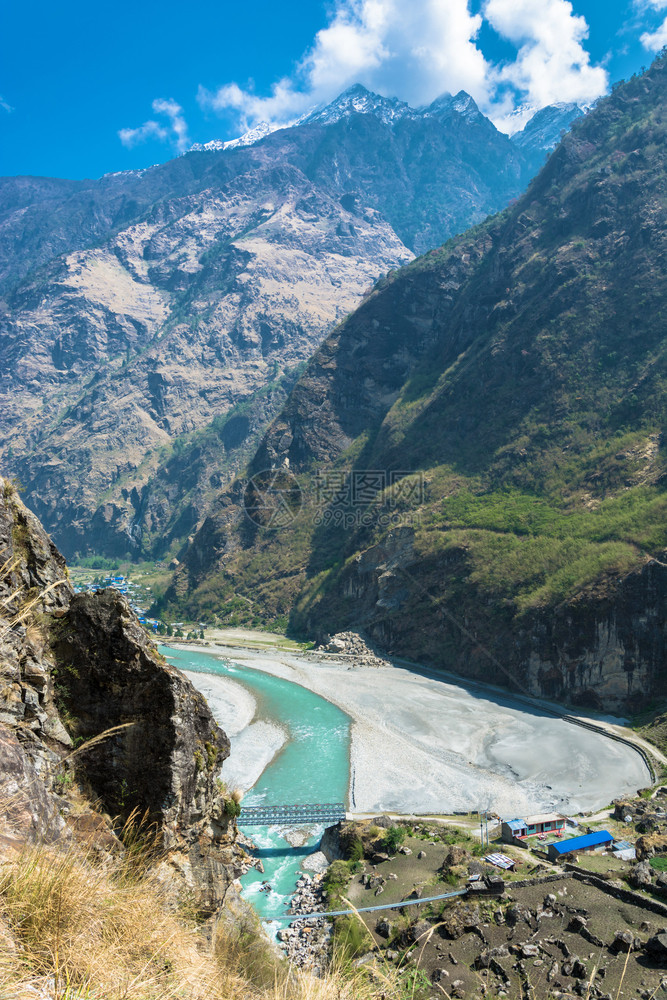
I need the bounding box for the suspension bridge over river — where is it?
[236,802,346,827]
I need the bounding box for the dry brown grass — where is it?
[0,834,401,1000]
[0,578,67,641]
[0,838,236,1000]
[24,615,47,649]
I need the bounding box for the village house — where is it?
[501,813,566,845]
[546,830,615,862]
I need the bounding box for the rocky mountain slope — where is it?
[0,473,252,915]
[511,101,584,168]
[166,60,667,711]
[2,87,566,560]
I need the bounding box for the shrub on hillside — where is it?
[382,826,406,853]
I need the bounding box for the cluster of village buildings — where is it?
[499,812,635,862]
[74,574,156,622]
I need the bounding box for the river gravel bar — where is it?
[174,642,651,816]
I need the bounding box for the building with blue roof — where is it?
[547,830,614,861]
[501,813,565,845]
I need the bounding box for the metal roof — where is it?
[613,847,636,861]
[612,840,633,852]
[505,819,526,832]
[549,830,614,855]
[485,853,515,870]
[504,814,564,831]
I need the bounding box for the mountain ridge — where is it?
[165,56,667,712]
[190,83,582,162]
[1,81,554,560]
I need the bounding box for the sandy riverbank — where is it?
[172,640,651,817]
[182,670,287,792]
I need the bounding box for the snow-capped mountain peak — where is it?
[423,90,482,122]
[303,84,415,127]
[450,91,481,119]
[188,84,581,159]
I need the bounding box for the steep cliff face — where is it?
[0,476,73,743]
[1,86,547,560]
[167,58,667,712]
[51,590,229,841]
[309,525,667,712]
[0,475,249,913]
[520,560,667,708]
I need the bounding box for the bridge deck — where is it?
[237,802,346,827]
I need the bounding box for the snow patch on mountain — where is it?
[422,90,485,123]
[190,121,282,154]
[449,91,482,120]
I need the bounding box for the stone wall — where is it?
[569,868,667,918]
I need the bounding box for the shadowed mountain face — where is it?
[1,87,560,559]
[167,61,667,711]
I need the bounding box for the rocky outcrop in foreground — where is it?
[0,475,253,916]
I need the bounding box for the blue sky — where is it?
[1,0,665,179]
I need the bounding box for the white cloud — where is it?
[636,0,667,51]
[198,0,609,135]
[119,98,190,152]
[119,120,168,147]
[0,96,13,113]
[199,0,493,129]
[151,98,190,151]
[485,0,608,129]
[641,17,667,48]
[625,0,667,53]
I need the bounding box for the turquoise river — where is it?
[162,645,350,930]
